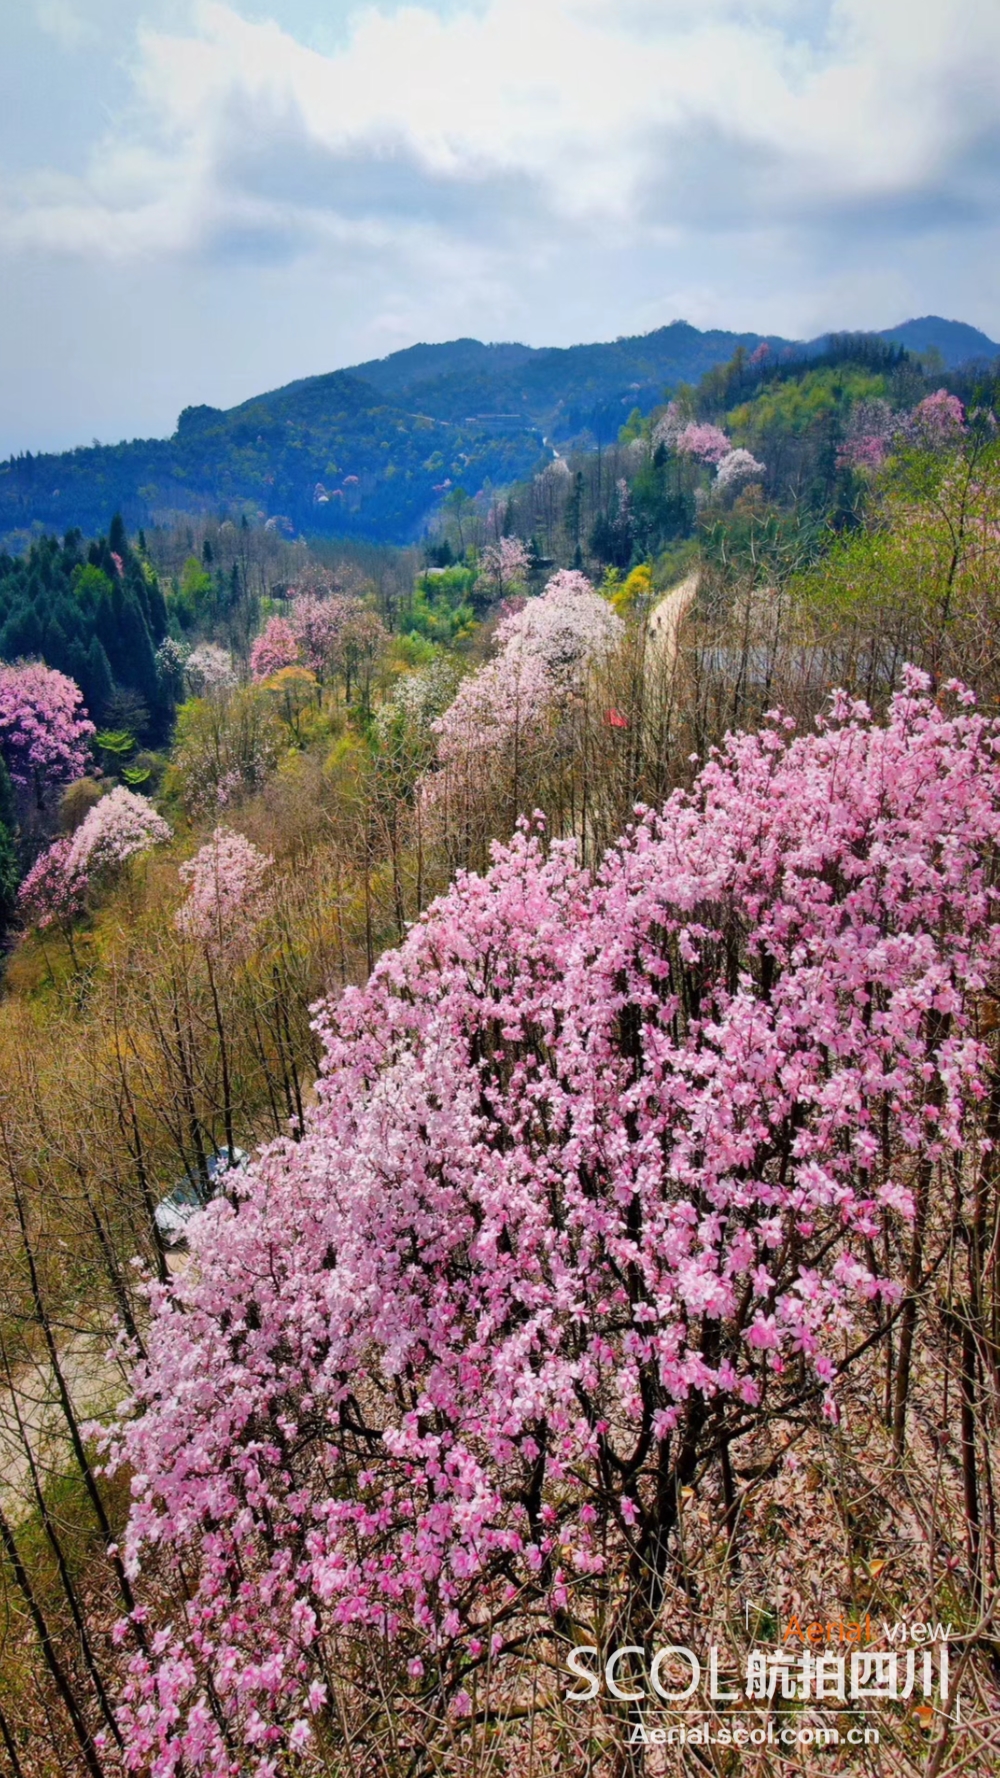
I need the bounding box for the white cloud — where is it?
[7,0,1000,259]
[1,0,999,453]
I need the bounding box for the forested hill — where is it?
[347,321,796,431]
[1,315,996,549]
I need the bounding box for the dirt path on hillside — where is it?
[647,570,698,665]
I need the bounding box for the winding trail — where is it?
[646,570,698,666]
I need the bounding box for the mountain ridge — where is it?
[1,316,996,548]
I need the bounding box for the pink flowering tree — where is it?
[106,673,1000,1773]
[837,397,899,471]
[430,569,622,838]
[478,535,531,603]
[493,567,622,688]
[176,826,273,951]
[17,836,89,962]
[289,593,342,680]
[432,646,552,773]
[675,421,732,464]
[906,388,966,449]
[249,616,299,684]
[288,593,356,687]
[66,784,171,881]
[0,661,94,813]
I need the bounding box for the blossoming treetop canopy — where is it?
[110,672,1000,1775]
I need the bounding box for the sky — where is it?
[1,0,998,456]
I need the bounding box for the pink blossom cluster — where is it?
[108,673,1000,1774]
[836,396,898,471]
[839,391,967,470]
[288,593,345,678]
[288,592,380,682]
[675,421,732,464]
[250,597,386,689]
[479,536,531,595]
[434,570,621,767]
[66,785,171,879]
[838,433,892,471]
[250,617,299,683]
[176,827,273,948]
[494,568,622,685]
[431,648,553,769]
[17,837,89,931]
[0,661,94,793]
[904,388,967,448]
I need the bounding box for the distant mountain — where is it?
[351,322,797,438]
[0,322,796,548]
[874,317,1000,368]
[1,316,995,548]
[0,370,549,550]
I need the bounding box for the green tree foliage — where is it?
[630,445,696,555]
[404,566,477,645]
[0,520,172,740]
[790,431,1000,695]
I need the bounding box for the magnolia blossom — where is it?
[66,784,171,879]
[494,568,622,687]
[906,388,966,448]
[714,447,767,492]
[176,827,272,948]
[288,593,349,680]
[0,661,94,795]
[110,674,1000,1773]
[652,401,684,450]
[433,569,622,767]
[839,391,967,469]
[186,642,237,694]
[249,616,299,683]
[288,591,388,688]
[675,421,731,464]
[432,648,552,766]
[837,397,899,471]
[479,536,531,598]
[17,838,89,930]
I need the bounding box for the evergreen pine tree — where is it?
[83,637,114,719]
[145,569,169,643]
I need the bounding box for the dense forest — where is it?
[3,331,1000,1776]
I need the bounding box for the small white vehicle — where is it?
[154,1148,247,1248]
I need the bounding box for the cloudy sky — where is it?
[1,0,998,455]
